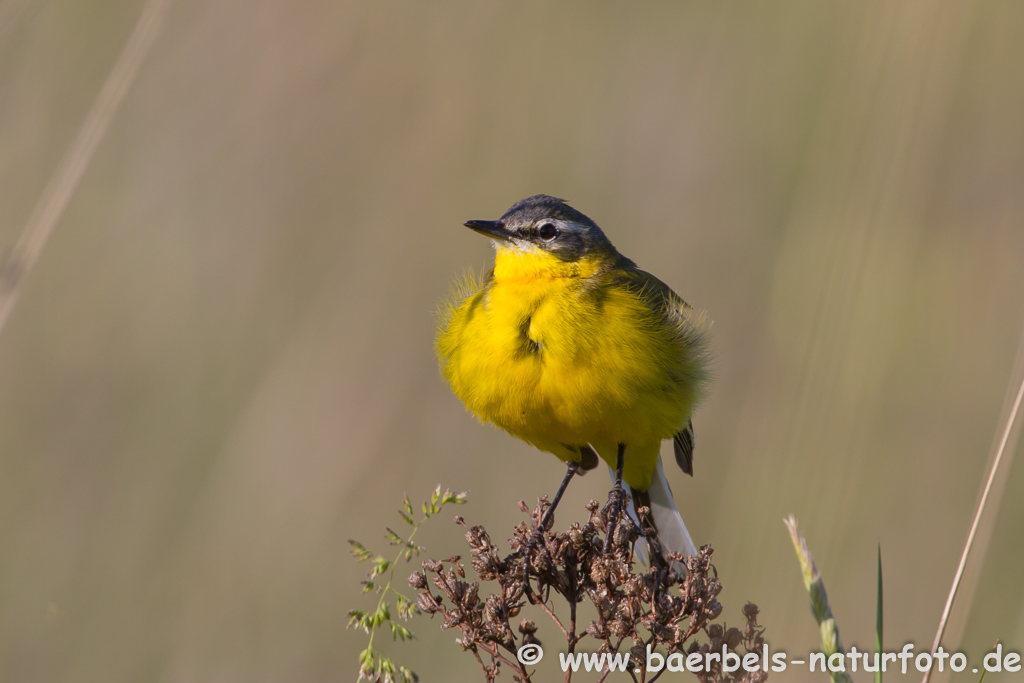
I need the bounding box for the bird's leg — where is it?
[603,443,626,553]
[523,460,580,604]
[631,488,669,570]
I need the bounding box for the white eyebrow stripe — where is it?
[548,219,587,234]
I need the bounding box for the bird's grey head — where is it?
[464,195,615,261]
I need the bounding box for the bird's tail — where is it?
[614,458,698,564]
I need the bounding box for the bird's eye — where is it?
[537,222,558,241]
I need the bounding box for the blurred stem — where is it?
[923,342,1024,683]
[0,0,171,338]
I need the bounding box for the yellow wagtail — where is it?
[436,195,709,569]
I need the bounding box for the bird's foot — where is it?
[603,481,625,554]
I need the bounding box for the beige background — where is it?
[1,1,1023,681]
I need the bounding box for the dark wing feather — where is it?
[673,421,695,476]
[578,444,600,471]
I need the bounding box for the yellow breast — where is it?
[436,246,706,485]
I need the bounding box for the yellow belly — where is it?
[437,267,705,490]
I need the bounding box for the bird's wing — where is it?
[609,266,708,478]
[608,264,689,317]
[608,265,709,356]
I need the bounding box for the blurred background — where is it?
[1,1,1022,681]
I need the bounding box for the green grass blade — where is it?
[875,544,883,683]
[785,516,854,683]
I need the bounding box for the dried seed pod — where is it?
[416,592,440,614]
[725,626,743,650]
[586,620,607,640]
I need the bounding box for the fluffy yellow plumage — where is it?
[436,195,709,558]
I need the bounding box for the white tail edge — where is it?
[614,458,698,565]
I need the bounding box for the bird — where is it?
[436,194,710,570]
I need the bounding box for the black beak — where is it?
[464,219,511,241]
